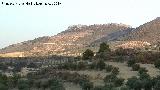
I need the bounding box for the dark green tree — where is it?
[82,49,94,60]
[154,59,160,68]
[111,67,119,75]
[104,83,115,90]
[139,72,150,80]
[115,55,125,62]
[142,79,152,90]
[41,80,49,90]
[132,64,140,71]
[0,74,8,85]
[152,76,160,87]
[49,79,65,90]
[127,60,135,67]
[96,42,111,61]
[114,78,125,87]
[105,65,113,72]
[98,42,111,53]
[18,80,30,90]
[89,62,96,70]
[27,63,38,68]
[81,81,93,90]
[11,74,21,88]
[133,80,142,90]
[0,83,8,90]
[77,62,86,70]
[34,80,41,89]
[104,74,117,83]
[126,76,138,89]
[138,67,148,75]
[154,80,160,90]
[0,63,8,71]
[96,60,106,70]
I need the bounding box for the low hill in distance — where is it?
[1,17,160,57]
[0,24,131,57]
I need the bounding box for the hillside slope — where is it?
[121,17,160,44]
[0,24,131,57]
[2,17,160,57]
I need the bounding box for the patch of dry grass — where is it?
[68,62,160,87]
[106,62,138,79]
[64,82,82,90]
[139,63,160,77]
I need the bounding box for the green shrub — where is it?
[141,79,152,90]
[104,83,115,90]
[96,60,106,70]
[81,81,93,90]
[139,72,150,80]
[132,64,140,71]
[127,60,135,67]
[154,80,160,90]
[82,49,94,60]
[114,78,125,87]
[104,74,117,83]
[138,67,148,75]
[49,79,65,90]
[0,83,8,90]
[98,42,111,53]
[17,79,31,90]
[77,62,86,70]
[105,65,113,72]
[115,56,125,62]
[89,62,96,70]
[154,59,160,68]
[126,76,138,89]
[111,67,119,75]
[133,79,142,90]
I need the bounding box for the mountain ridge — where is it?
[1,17,160,57]
[120,17,160,44]
[0,23,131,57]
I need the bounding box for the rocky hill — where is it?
[120,17,160,45]
[1,17,160,57]
[0,24,131,57]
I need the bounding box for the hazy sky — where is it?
[0,0,160,48]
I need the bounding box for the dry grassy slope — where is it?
[2,17,160,57]
[0,36,50,53]
[0,52,24,57]
[121,17,160,44]
[115,41,151,49]
[0,24,130,57]
[68,61,160,87]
